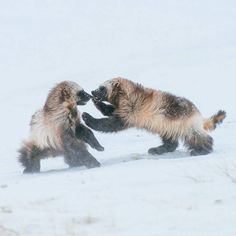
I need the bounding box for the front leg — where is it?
[82,112,126,133]
[75,123,104,151]
[64,148,101,169]
[92,99,115,116]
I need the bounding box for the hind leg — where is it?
[18,144,51,174]
[62,131,101,169]
[64,153,84,168]
[185,133,213,156]
[148,137,178,155]
[64,149,100,169]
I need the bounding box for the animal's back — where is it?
[124,90,207,140]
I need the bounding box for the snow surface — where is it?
[1,0,236,235]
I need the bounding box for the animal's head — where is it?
[44,81,92,113]
[60,81,91,106]
[92,77,134,105]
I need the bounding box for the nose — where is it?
[83,91,92,99]
[77,90,92,101]
[91,90,98,96]
[100,86,106,92]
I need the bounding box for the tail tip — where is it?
[215,110,226,124]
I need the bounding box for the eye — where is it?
[76,91,82,97]
[99,86,106,92]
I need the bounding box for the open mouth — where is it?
[77,101,87,105]
[91,87,107,101]
[92,94,103,101]
[77,90,92,105]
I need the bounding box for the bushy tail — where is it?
[203,110,226,131]
[18,142,30,168]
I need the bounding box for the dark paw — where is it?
[89,141,104,151]
[148,146,168,155]
[87,133,105,151]
[23,168,31,174]
[82,112,93,123]
[92,99,104,110]
[23,168,40,174]
[86,159,101,168]
[82,112,92,127]
[95,145,104,152]
[190,148,212,156]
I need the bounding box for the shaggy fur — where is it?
[82,77,226,156]
[18,81,103,173]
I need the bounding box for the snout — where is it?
[77,90,92,105]
[91,86,107,101]
[91,89,100,97]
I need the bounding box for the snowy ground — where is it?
[1,0,236,235]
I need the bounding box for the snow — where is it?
[0,0,236,235]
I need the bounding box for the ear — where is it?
[113,82,123,95]
[114,81,120,89]
[61,88,71,101]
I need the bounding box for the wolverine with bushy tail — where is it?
[82,77,226,156]
[18,81,103,173]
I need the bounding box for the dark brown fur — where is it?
[161,93,195,119]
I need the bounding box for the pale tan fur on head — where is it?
[102,77,143,104]
[44,81,83,112]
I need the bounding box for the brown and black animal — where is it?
[18,81,103,173]
[82,77,226,156]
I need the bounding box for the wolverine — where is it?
[82,77,226,156]
[18,81,104,173]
